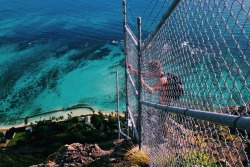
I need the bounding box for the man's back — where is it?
[159,72,184,105]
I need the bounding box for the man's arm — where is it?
[141,77,167,94]
[127,64,154,77]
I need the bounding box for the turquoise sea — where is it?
[0,0,135,123]
[0,0,249,125]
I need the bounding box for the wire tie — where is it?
[233,115,243,128]
[183,108,189,117]
[154,102,157,107]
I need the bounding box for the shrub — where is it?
[91,114,104,130]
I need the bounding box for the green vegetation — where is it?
[153,150,218,167]
[7,132,29,147]
[5,113,120,147]
[182,150,218,167]
[0,151,48,167]
[0,113,127,167]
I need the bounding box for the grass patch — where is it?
[0,152,47,167]
[182,150,218,167]
[7,132,29,147]
[124,147,149,167]
[148,149,218,167]
[48,142,65,152]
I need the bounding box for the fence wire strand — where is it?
[144,0,169,33]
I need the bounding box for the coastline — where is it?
[0,106,123,131]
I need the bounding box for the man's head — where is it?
[147,60,162,72]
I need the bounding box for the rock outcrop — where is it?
[31,143,112,167]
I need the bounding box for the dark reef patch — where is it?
[88,48,111,60]
[111,53,121,59]
[109,71,117,75]
[110,42,119,46]
[54,49,69,58]
[68,47,98,61]
[108,59,125,75]
[37,75,48,91]
[0,51,50,99]
[0,67,24,99]
[0,37,123,119]
[108,64,120,71]
[0,37,31,52]
[67,40,90,50]
[118,59,125,67]
[47,68,60,90]
[16,41,33,51]
[0,61,62,115]
[68,51,87,61]
[36,68,60,91]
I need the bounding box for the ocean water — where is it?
[0,0,249,124]
[0,0,130,123]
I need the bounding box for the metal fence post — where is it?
[137,17,142,149]
[116,70,121,139]
[123,0,130,140]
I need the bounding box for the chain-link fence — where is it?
[124,10,140,141]
[124,0,250,166]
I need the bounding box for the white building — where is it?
[85,116,91,125]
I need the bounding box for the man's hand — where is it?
[141,77,145,86]
[127,64,132,70]
[148,87,154,94]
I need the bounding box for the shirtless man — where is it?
[128,60,183,105]
[128,60,184,144]
[128,60,169,105]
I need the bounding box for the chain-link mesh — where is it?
[125,24,140,140]
[126,0,173,39]
[142,105,250,166]
[124,0,250,166]
[141,0,250,113]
